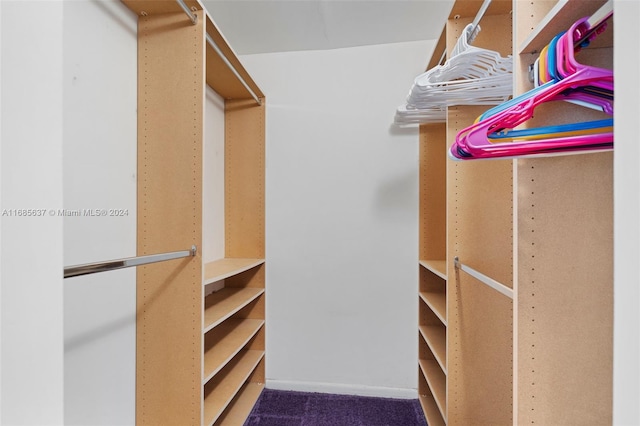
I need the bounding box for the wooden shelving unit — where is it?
[417,0,613,424]
[121,1,266,424]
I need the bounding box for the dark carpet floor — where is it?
[244,388,428,426]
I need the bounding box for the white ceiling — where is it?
[201,0,455,55]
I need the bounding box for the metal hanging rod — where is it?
[436,0,493,66]
[206,33,262,106]
[175,0,197,25]
[173,0,261,105]
[64,245,197,279]
[470,0,492,40]
[454,256,513,299]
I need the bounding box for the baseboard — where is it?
[265,379,418,399]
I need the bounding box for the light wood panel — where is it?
[204,287,264,332]
[203,319,264,383]
[204,258,265,284]
[136,11,204,426]
[514,2,614,423]
[420,260,447,280]
[419,359,447,421]
[203,350,265,425]
[419,124,447,261]
[419,292,447,326]
[205,18,264,100]
[419,325,447,373]
[225,99,265,259]
[516,153,613,425]
[519,0,608,54]
[216,382,265,425]
[445,12,514,426]
[419,392,446,426]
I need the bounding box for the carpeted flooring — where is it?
[244,389,428,426]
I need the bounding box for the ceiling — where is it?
[200,1,456,55]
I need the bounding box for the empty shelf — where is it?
[203,319,264,384]
[419,292,447,326]
[420,260,447,280]
[204,258,265,285]
[419,359,447,422]
[419,392,446,426]
[216,382,265,426]
[204,287,264,332]
[203,349,264,426]
[419,325,447,374]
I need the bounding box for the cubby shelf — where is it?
[203,319,265,384]
[419,325,447,374]
[418,392,446,426]
[215,382,265,425]
[419,359,447,422]
[204,258,265,285]
[203,349,265,426]
[419,292,447,326]
[204,287,265,333]
[419,260,447,280]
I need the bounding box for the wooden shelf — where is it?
[203,350,264,426]
[419,359,447,422]
[204,287,264,332]
[204,258,265,285]
[518,0,609,54]
[203,319,264,384]
[419,325,447,374]
[420,260,447,280]
[215,381,265,425]
[418,392,446,426]
[419,292,447,326]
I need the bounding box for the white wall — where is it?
[240,40,433,397]
[62,2,137,425]
[613,1,640,424]
[0,1,65,424]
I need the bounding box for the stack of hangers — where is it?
[395,23,513,125]
[450,12,613,160]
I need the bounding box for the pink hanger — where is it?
[451,16,613,160]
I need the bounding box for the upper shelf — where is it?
[204,258,265,285]
[519,0,611,54]
[120,0,264,101]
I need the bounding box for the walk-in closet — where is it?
[1,0,637,425]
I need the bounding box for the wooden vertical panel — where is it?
[447,104,514,426]
[225,99,265,259]
[514,2,613,424]
[446,13,514,425]
[516,154,613,425]
[420,124,447,261]
[136,11,204,426]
